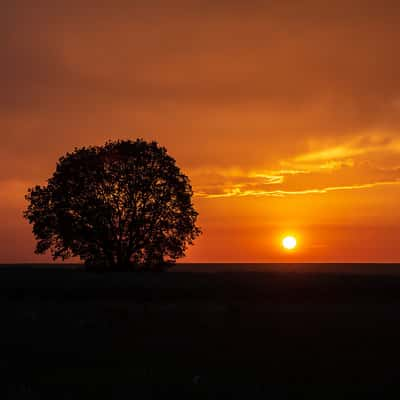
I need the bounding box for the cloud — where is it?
[294,135,399,163]
[193,134,400,198]
[3,0,400,120]
[2,0,400,172]
[196,180,400,199]
[2,0,400,185]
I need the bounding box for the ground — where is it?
[1,264,400,398]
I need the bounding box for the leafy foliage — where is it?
[24,139,201,270]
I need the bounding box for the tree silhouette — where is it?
[24,139,201,270]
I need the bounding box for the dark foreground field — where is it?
[2,264,400,398]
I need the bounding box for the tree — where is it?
[24,139,201,270]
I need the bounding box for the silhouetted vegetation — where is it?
[24,139,201,270]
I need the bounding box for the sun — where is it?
[282,235,297,250]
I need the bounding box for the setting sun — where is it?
[282,236,297,250]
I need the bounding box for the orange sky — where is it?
[2,0,400,263]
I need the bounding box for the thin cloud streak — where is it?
[196,180,400,198]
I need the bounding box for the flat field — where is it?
[1,264,400,398]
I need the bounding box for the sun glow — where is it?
[282,235,297,250]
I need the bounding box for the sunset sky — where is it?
[2,1,400,263]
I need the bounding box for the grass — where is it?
[1,264,400,397]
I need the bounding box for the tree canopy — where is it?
[24,139,201,270]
